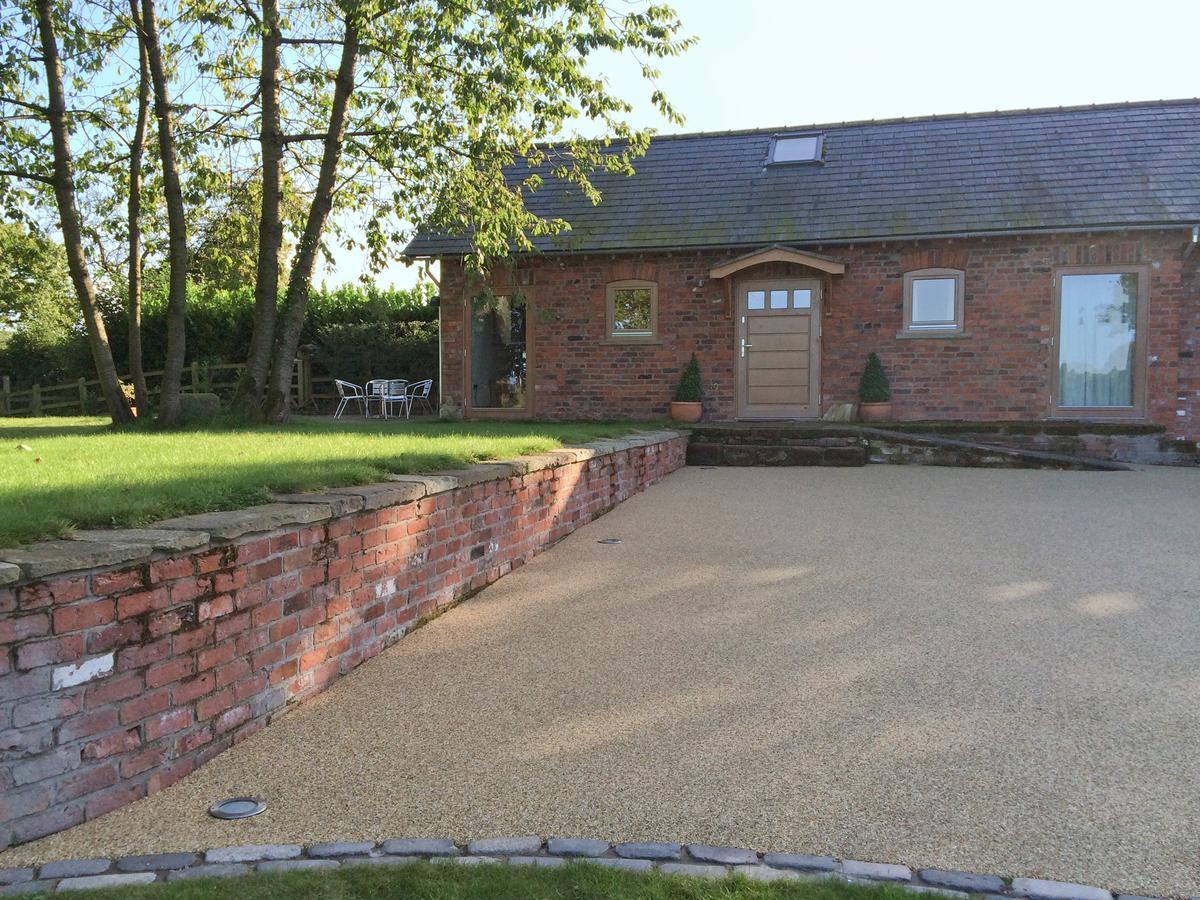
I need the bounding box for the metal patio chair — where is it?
[333,379,368,418]
[405,379,434,415]
[365,379,388,417]
[381,379,411,419]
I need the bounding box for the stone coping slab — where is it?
[0,836,1144,898]
[0,540,151,580]
[154,502,334,540]
[67,528,211,551]
[0,430,682,585]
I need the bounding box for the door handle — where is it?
[740,338,753,357]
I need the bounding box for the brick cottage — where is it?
[405,100,1200,442]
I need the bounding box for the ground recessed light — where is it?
[208,797,266,820]
[597,538,623,545]
[700,466,717,470]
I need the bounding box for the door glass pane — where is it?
[911,278,957,325]
[1058,273,1137,408]
[746,290,765,310]
[470,295,527,409]
[769,289,788,309]
[793,289,812,309]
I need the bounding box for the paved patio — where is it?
[4,466,1198,896]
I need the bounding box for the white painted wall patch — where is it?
[52,652,114,691]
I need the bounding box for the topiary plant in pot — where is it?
[857,352,893,421]
[670,353,704,423]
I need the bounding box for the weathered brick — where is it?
[119,688,170,725]
[57,708,119,743]
[116,587,169,620]
[56,762,119,801]
[14,696,79,728]
[145,656,193,688]
[52,599,115,634]
[11,804,84,843]
[148,556,195,583]
[15,635,84,670]
[0,613,49,644]
[91,568,144,595]
[82,730,141,760]
[143,707,193,741]
[196,688,235,720]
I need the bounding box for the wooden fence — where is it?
[0,355,339,417]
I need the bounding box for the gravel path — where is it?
[5,466,1198,896]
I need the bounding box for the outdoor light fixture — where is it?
[207,797,267,820]
[597,538,623,545]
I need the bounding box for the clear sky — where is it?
[342,0,1199,289]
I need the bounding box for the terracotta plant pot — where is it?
[858,401,893,422]
[669,401,703,423]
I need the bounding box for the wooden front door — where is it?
[736,278,821,419]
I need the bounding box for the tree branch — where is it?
[0,168,55,185]
[0,96,49,115]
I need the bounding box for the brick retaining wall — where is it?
[0,432,686,850]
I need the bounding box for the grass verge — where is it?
[0,416,656,547]
[25,860,923,899]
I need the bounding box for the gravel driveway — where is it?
[5,466,1198,896]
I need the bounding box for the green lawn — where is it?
[0,416,655,548]
[23,860,920,899]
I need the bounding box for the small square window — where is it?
[769,289,788,309]
[768,133,824,165]
[792,289,812,309]
[747,290,765,310]
[606,280,658,342]
[903,269,965,334]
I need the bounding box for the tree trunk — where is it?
[235,0,284,412]
[33,0,133,425]
[262,16,360,423]
[126,0,151,415]
[139,0,188,425]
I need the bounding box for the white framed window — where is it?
[902,268,965,334]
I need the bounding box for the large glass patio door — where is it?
[1053,268,1146,417]
[468,293,529,413]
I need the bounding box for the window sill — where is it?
[895,329,970,340]
[606,337,663,346]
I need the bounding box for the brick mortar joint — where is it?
[0,836,1154,898]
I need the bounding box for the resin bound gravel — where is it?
[3,467,1198,897]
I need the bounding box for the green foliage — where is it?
[0,281,438,387]
[0,223,89,383]
[0,855,922,899]
[858,352,891,403]
[312,320,438,388]
[0,416,650,546]
[674,353,703,403]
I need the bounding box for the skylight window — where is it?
[768,133,824,165]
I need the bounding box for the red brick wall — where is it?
[438,230,1199,440]
[0,438,687,849]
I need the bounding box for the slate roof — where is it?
[404,99,1200,257]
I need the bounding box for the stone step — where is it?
[687,442,868,467]
[690,426,861,445]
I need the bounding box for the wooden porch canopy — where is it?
[708,245,846,317]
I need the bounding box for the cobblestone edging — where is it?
[0,837,1158,898]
